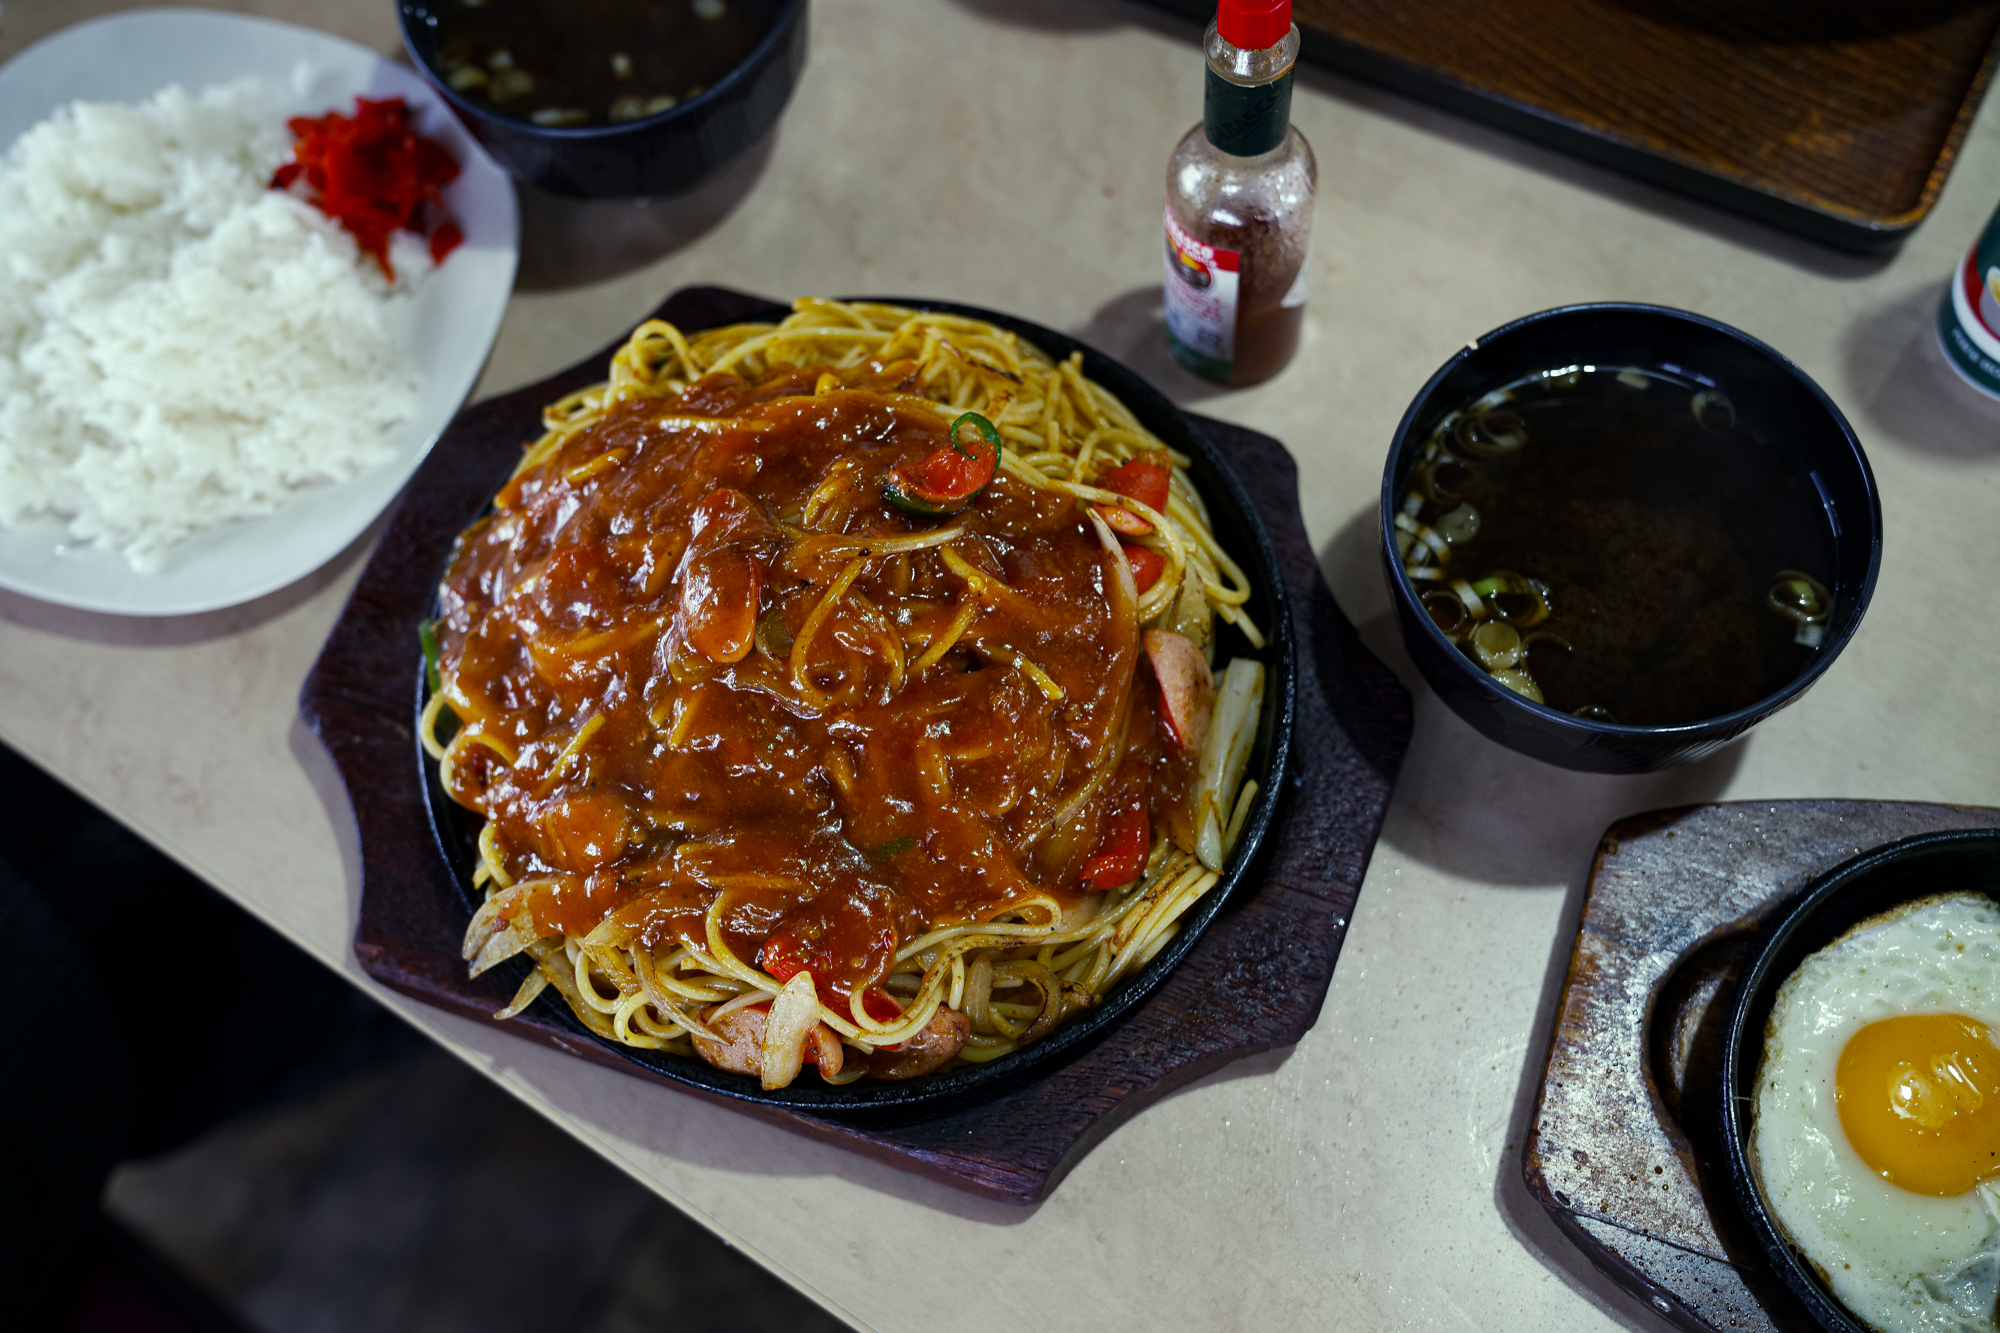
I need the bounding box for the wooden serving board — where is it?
[300,285,1413,1204]
[1524,800,2000,1331]
[1137,0,2000,250]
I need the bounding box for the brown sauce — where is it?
[432,0,779,128]
[435,363,1192,1009]
[1424,368,1834,726]
[1232,296,1304,387]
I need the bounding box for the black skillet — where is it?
[1718,828,2000,1331]
[418,297,1298,1113]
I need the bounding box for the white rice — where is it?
[0,79,427,573]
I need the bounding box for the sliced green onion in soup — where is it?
[1767,569,1832,646]
[1394,511,1452,565]
[1414,452,1470,503]
[1691,390,1735,432]
[1454,408,1528,458]
[1449,579,1489,620]
[1489,667,1543,703]
[1467,571,1551,627]
[1421,590,1469,637]
[1470,620,1522,670]
[1432,503,1480,545]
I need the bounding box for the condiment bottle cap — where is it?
[1217,0,1291,50]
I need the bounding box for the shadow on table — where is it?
[515,1053,1051,1226]
[0,511,388,649]
[1311,496,1736,1327]
[1315,505,1747,889]
[1314,506,1729,1326]
[1070,286,1230,407]
[1843,283,2000,459]
[512,135,777,292]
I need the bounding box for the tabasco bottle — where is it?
[1938,197,2000,400]
[1163,0,1317,386]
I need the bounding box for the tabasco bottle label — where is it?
[1938,201,2000,399]
[1163,205,1239,380]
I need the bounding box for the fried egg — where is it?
[1752,893,2000,1333]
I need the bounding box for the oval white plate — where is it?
[0,8,518,616]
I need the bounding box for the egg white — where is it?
[1751,893,2000,1333]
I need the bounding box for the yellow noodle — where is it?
[788,558,867,702]
[912,596,979,672]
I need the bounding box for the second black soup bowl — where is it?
[398,0,808,198]
[1379,303,1881,774]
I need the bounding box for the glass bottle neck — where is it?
[1202,18,1298,158]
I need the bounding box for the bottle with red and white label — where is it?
[1938,198,2000,400]
[1163,0,1316,387]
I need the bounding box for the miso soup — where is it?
[431,0,780,128]
[1395,366,1836,727]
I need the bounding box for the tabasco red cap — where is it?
[1217,0,1291,50]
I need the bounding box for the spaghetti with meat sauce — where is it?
[425,300,1266,1088]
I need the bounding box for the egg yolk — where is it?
[1836,1013,2000,1197]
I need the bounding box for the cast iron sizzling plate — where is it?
[1719,828,2000,1331]
[416,295,1298,1113]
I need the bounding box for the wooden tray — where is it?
[300,285,1414,1204]
[1138,0,2000,251]
[1523,800,2000,1331]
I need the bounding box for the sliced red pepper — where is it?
[1123,543,1164,594]
[271,96,461,280]
[883,412,1001,516]
[1094,455,1172,537]
[758,925,897,1012]
[429,221,464,265]
[757,936,810,984]
[1080,799,1150,890]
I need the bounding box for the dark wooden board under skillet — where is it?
[300,284,1412,1204]
[1524,800,2000,1331]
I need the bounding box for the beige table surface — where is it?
[5,0,2000,1328]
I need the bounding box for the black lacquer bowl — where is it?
[1380,303,1881,774]
[397,0,807,198]
[418,297,1298,1112]
[1718,829,2000,1333]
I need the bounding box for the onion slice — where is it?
[760,970,821,1090]
[1193,658,1264,871]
